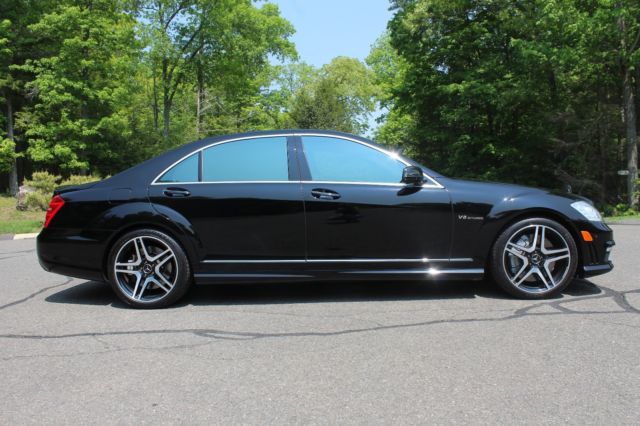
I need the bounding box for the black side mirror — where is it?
[401,166,424,185]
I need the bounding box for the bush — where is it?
[596,202,638,217]
[23,171,60,194]
[20,171,102,211]
[60,175,101,187]
[24,191,51,211]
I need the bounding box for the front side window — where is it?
[302,136,405,183]
[202,137,289,182]
[158,153,199,183]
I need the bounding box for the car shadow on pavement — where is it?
[44,278,603,308]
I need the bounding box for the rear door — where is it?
[148,135,305,264]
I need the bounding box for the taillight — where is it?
[43,195,65,228]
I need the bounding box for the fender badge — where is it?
[458,214,484,221]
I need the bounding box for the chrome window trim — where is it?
[152,134,292,185]
[298,133,443,188]
[153,181,298,185]
[202,258,473,264]
[150,133,444,188]
[300,180,442,189]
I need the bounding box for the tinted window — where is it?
[158,153,199,183]
[202,137,289,182]
[302,136,405,183]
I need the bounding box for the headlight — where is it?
[571,201,602,222]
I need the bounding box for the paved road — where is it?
[1,225,639,425]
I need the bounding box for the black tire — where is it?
[490,217,578,299]
[107,229,191,308]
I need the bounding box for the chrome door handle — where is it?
[311,188,341,200]
[163,188,191,197]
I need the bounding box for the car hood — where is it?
[440,177,592,204]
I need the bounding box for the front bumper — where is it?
[577,221,614,278]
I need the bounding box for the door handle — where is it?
[163,187,191,198]
[311,188,341,200]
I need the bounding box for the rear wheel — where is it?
[107,229,191,308]
[490,218,578,299]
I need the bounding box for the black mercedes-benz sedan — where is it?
[37,130,614,308]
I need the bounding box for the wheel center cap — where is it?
[142,263,153,275]
[531,252,543,265]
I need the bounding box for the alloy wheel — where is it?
[502,224,572,294]
[113,236,178,303]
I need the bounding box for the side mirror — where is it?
[401,166,424,185]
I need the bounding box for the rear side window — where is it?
[202,137,289,182]
[302,136,405,183]
[158,153,199,183]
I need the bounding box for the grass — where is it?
[0,195,44,235]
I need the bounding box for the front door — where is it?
[297,135,452,263]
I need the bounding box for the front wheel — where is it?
[490,218,578,299]
[107,229,192,308]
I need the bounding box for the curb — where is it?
[13,233,39,240]
[0,233,39,240]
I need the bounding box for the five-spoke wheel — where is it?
[491,218,578,298]
[108,229,191,308]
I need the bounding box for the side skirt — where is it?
[193,268,485,285]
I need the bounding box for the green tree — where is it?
[366,32,416,152]
[289,77,354,132]
[382,0,639,206]
[17,0,139,174]
[136,0,295,141]
[0,0,53,194]
[287,57,377,134]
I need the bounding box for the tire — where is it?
[107,229,192,308]
[490,217,578,299]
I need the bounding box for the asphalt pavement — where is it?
[1,225,639,424]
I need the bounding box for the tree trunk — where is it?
[162,58,171,140]
[6,96,18,196]
[620,13,639,208]
[196,64,205,136]
[152,73,159,131]
[623,68,639,207]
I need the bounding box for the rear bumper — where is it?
[38,256,104,282]
[37,229,106,282]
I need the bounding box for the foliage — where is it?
[378,0,640,204]
[23,171,60,194]
[24,190,51,211]
[289,77,353,132]
[1,0,638,209]
[287,57,377,133]
[12,1,139,175]
[22,171,101,211]
[59,174,102,187]
[0,138,18,173]
[135,0,296,141]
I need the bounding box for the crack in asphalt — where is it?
[0,285,637,346]
[0,278,73,311]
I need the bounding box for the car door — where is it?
[148,135,305,265]
[296,134,452,265]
